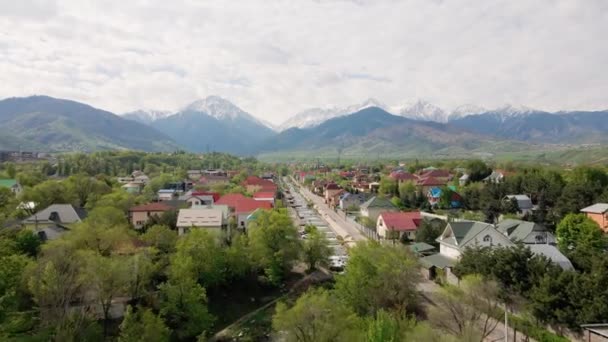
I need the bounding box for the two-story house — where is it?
[581,203,608,233]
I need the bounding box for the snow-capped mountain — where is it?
[150,96,275,154]
[448,104,488,120]
[181,96,267,125]
[397,100,447,123]
[122,109,173,124]
[278,98,388,131]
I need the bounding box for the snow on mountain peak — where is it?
[278,98,389,130]
[122,109,173,124]
[496,104,537,115]
[182,96,249,121]
[449,104,488,119]
[398,100,447,123]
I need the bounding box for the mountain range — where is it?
[0,96,178,152]
[1,95,607,158]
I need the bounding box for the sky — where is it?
[0,0,607,125]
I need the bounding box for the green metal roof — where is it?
[496,219,542,241]
[408,242,436,253]
[0,179,17,188]
[420,253,456,269]
[453,221,490,244]
[360,196,397,210]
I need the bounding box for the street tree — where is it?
[119,305,170,342]
[302,226,332,271]
[272,288,363,342]
[334,241,421,315]
[248,210,302,285]
[428,275,500,341]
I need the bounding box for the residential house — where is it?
[121,182,142,194]
[421,220,573,283]
[496,219,557,245]
[187,170,202,180]
[157,189,177,201]
[483,170,509,184]
[581,324,608,342]
[324,183,343,205]
[253,191,275,205]
[376,211,422,241]
[339,192,369,211]
[129,202,172,229]
[0,179,22,194]
[215,194,272,230]
[180,191,219,207]
[311,180,328,195]
[235,198,272,230]
[201,174,230,185]
[416,176,447,193]
[418,169,452,182]
[243,176,277,194]
[581,203,608,233]
[359,196,398,222]
[459,174,469,186]
[176,208,225,235]
[389,171,418,183]
[427,186,462,208]
[503,195,534,216]
[327,189,345,209]
[133,174,150,185]
[22,204,87,240]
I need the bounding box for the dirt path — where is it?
[210,269,333,341]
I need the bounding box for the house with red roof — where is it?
[389,171,418,183]
[416,176,448,193]
[243,176,277,194]
[235,198,272,230]
[376,211,422,241]
[253,191,275,205]
[129,202,173,229]
[215,193,248,208]
[324,183,343,207]
[418,169,452,181]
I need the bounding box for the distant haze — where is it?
[0,0,607,124]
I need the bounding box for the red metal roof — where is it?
[235,198,272,214]
[416,176,447,186]
[379,211,422,231]
[129,202,173,212]
[419,169,451,179]
[215,193,248,208]
[390,171,418,181]
[325,182,341,190]
[253,192,275,199]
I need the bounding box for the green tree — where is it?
[466,160,492,182]
[414,219,445,248]
[556,213,604,252]
[119,305,170,342]
[80,252,131,336]
[14,229,41,257]
[248,210,301,284]
[141,225,178,254]
[302,226,332,271]
[159,276,214,340]
[272,288,363,342]
[170,229,227,288]
[334,241,420,315]
[428,275,499,341]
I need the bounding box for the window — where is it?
[535,235,545,243]
[483,235,492,243]
[136,220,145,226]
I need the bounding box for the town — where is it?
[0,151,606,341]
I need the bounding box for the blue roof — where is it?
[429,187,442,198]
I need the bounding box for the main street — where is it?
[286,177,367,244]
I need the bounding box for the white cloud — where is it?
[0,0,607,124]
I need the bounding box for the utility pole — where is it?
[504,302,508,342]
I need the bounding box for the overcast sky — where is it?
[1,0,607,124]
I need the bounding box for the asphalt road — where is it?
[289,178,367,244]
